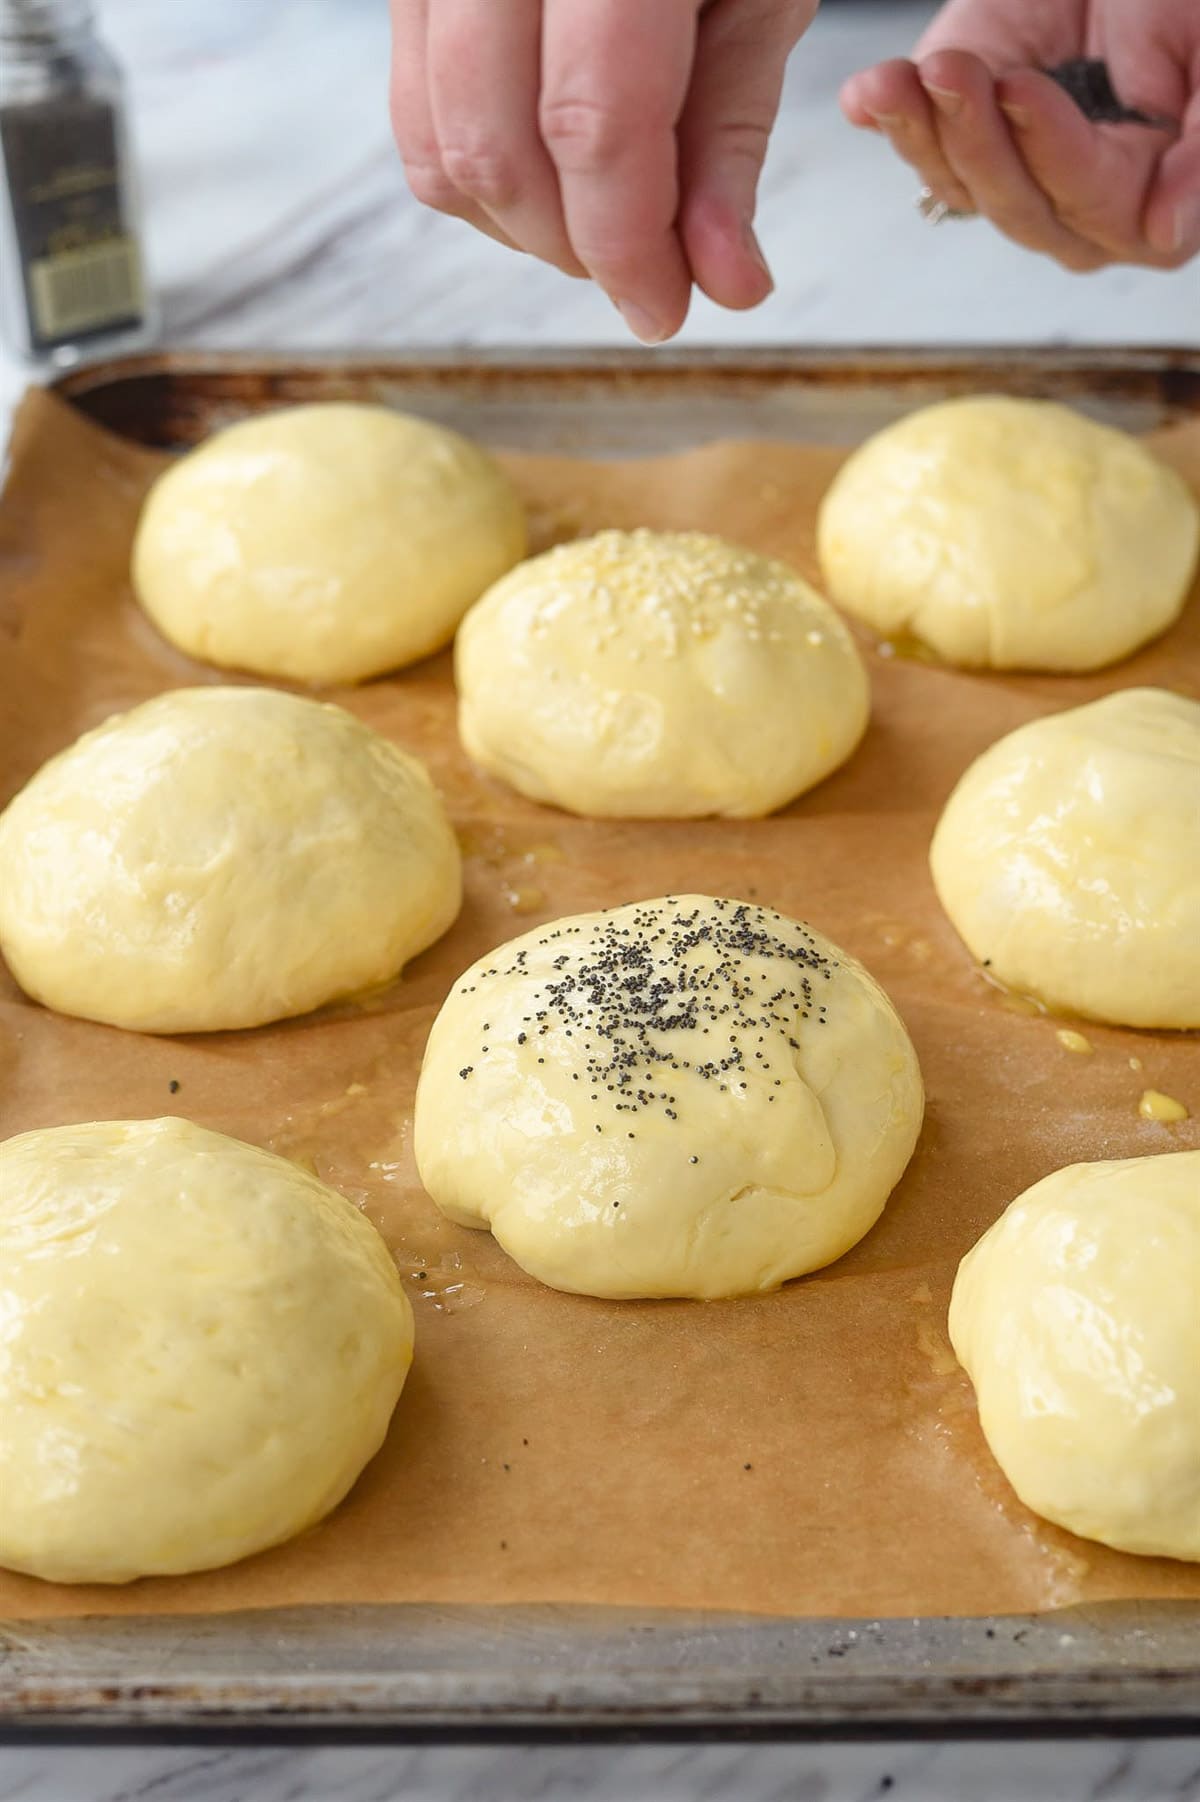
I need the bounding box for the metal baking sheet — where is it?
[51,343,1200,456]
[1,347,1194,1741]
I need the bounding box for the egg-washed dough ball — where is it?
[951,1152,1200,1562]
[930,687,1200,1028]
[0,1116,414,1585]
[456,529,870,818]
[414,895,923,1299]
[132,403,527,685]
[0,686,462,1033]
[816,396,1199,670]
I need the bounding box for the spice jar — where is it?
[0,0,155,366]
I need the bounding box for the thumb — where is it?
[677,0,816,310]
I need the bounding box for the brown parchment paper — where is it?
[1,386,1199,1626]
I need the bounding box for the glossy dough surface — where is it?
[950,1152,1200,1562]
[0,1117,414,1584]
[817,396,1199,670]
[132,403,527,684]
[414,895,923,1298]
[0,686,462,1033]
[930,687,1200,1028]
[456,529,870,817]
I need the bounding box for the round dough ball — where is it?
[0,686,462,1033]
[950,1152,1200,1562]
[930,687,1200,1028]
[132,403,527,684]
[816,396,1199,670]
[414,895,923,1299]
[0,1116,414,1584]
[456,529,869,818]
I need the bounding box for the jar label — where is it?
[1,94,144,349]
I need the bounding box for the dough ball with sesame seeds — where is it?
[817,397,1198,671]
[455,529,869,819]
[414,895,923,1299]
[133,403,527,685]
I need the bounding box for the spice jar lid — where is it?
[0,0,95,48]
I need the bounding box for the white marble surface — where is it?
[0,1,1197,1796]
[0,1736,1198,1801]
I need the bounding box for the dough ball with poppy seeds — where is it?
[414,895,923,1299]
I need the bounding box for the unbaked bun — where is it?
[132,403,526,684]
[951,1151,1200,1563]
[414,895,923,1299]
[930,688,1200,1028]
[817,396,1198,670]
[456,529,869,818]
[0,1117,413,1584]
[0,686,462,1033]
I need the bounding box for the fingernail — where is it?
[1172,196,1200,253]
[999,99,1030,128]
[614,299,671,345]
[1148,195,1199,256]
[924,82,963,117]
[866,109,905,130]
[742,222,774,292]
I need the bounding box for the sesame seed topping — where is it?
[498,529,815,659]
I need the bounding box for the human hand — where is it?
[840,0,1200,270]
[389,0,817,342]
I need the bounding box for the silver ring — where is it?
[916,185,975,224]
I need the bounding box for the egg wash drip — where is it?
[456,898,835,1145]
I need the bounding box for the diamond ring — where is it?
[916,186,976,225]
